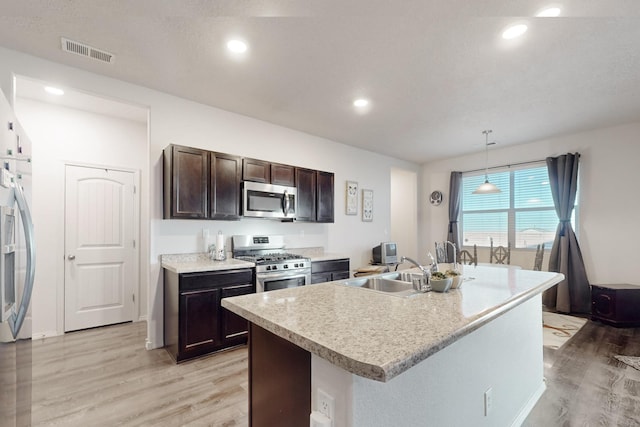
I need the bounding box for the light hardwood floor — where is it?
[20,318,640,426]
[30,321,248,426]
[523,318,640,427]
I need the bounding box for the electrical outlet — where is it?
[484,387,493,416]
[317,388,335,427]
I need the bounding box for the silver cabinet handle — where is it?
[68,255,76,260]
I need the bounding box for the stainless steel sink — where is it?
[343,272,425,297]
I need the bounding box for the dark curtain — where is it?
[447,171,462,261]
[542,153,591,313]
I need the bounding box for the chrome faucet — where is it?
[400,256,431,292]
[427,252,438,273]
[445,241,458,271]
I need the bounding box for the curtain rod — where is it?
[461,158,547,174]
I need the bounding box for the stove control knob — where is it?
[272,265,277,270]
[284,264,288,269]
[266,266,271,271]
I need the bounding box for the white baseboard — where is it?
[31,330,60,340]
[511,380,546,427]
[145,338,156,350]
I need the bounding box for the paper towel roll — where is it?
[216,232,224,251]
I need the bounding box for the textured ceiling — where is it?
[1,0,639,162]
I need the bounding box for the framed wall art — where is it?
[346,180,358,215]
[362,189,373,222]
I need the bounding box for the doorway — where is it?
[390,168,418,262]
[64,165,138,332]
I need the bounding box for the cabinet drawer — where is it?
[311,259,349,274]
[180,269,253,291]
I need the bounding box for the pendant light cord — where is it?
[483,129,492,182]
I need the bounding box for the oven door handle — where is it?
[259,271,307,281]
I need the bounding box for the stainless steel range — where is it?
[232,235,311,292]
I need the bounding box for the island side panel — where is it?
[352,295,545,427]
[249,323,311,427]
[310,295,545,427]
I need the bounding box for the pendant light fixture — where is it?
[473,130,501,194]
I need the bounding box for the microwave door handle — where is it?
[282,190,290,216]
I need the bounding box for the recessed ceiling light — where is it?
[502,24,528,40]
[44,86,64,96]
[226,40,248,53]
[537,7,561,17]
[353,99,369,107]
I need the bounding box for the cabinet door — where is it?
[295,168,316,222]
[316,171,335,223]
[221,283,254,343]
[243,158,270,183]
[271,163,295,186]
[164,145,208,219]
[179,288,220,357]
[211,152,242,220]
[311,272,332,284]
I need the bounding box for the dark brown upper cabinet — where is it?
[164,145,241,220]
[295,168,317,222]
[164,144,208,219]
[210,153,242,220]
[164,144,333,222]
[295,168,335,223]
[243,158,295,187]
[270,163,295,186]
[316,171,335,223]
[242,158,270,183]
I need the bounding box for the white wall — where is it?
[421,123,640,285]
[312,296,545,426]
[0,47,421,348]
[13,98,148,338]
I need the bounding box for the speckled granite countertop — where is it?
[288,247,349,262]
[161,253,254,273]
[306,252,350,262]
[222,265,563,382]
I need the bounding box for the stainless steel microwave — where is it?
[242,181,297,220]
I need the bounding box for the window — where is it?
[460,164,575,249]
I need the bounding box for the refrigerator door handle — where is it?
[8,180,35,339]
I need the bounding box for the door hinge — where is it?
[133,185,136,194]
[133,240,136,248]
[132,294,135,303]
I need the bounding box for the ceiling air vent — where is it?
[61,37,115,64]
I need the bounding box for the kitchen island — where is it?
[222,265,564,427]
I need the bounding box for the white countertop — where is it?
[221,265,563,382]
[161,253,255,273]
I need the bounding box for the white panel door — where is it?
[64,165,135,332]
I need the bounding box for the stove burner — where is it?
[236,252,306,265]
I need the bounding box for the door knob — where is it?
[68,255,76,260]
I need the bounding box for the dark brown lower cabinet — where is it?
[164,268,255,362]
[311,258,350,284]
[250,323,311,427]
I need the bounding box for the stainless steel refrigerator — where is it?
[0,88,36,427]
